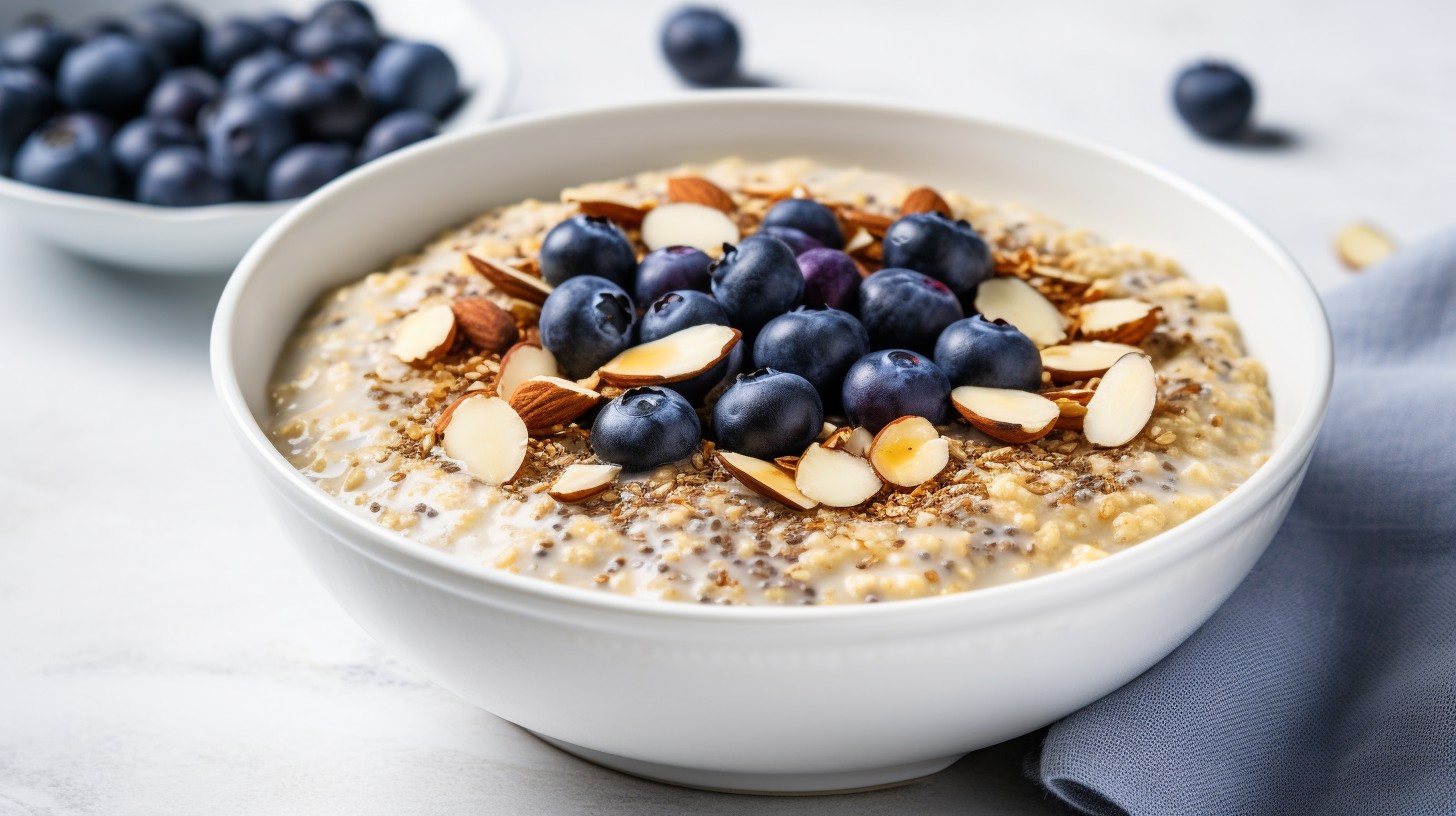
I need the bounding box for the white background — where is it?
[3,0,1453,813]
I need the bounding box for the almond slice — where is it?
[868,416,949,489]
[974,277,1068,347]
[1040,341,1143,383]
[1053,398,1088,431]
[844,227,876,256]
[774,455,801,474]
[1077,298,1160,344]
[547,463,620,502]
[597,324,740,387]
[435,394,529,485]
[640,202,741,254]
[1082,353,1157,447]
[507,375,600,435]
[575,199,652,229]
[843,426,874,457]
[820,426,854,450]
[950,386,1060,444]
[451,296,518,354]
[837,208,893,237]
[391,303,457,367]
[795,443,883,507]
[498,341,560,400]
[465,254,553,305]
[716,450,818,511]
[666,176,737,214]
[901,186,951,216]
[1336,222,1396,270]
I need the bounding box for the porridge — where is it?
[267,157,1273,606]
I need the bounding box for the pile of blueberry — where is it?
[533,198,1044,473]
[0,0,459,206]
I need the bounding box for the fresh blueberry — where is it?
[881,211,992,303]
[367,41,458,117]
[857,268,963,354]
[752,307,869,409]
[638,290,728,343]
[841,349,951,432]
[0,67,55,176]
[713,369,824,460]
[145,67,219,125]
[56,34,161,120]
[796,248,861,311]
[135,144,232,206]
[538,275,637,380]
[933,316,1042,392]
[310,0,376,26]
[111,115,196,179]
[203,19,270,77]
[757,224,823,256]
[224,48,289,95]
[1173,61,1255,140]
[0,17,75,76]
[265,141,352,200]
[204,94,295,198]
[355,109,437,163]
[13,113,119,197]
[75,18,131,44]
[262,58,374,142]
[592,387,701,472]
[660,6,740,86]
[761,198,843,249]
[288,17,381,66]
[129,4,205,68]
[635,246,712,304]
[709,234,804,336]
[538,214,638,289]
[257,13,299,50]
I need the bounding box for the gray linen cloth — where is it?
[1033,230,1456,815]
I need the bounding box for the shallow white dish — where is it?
[0,0,515,275]
[212,93,1332,794]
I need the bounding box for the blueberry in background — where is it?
[0,67,55,177]
[265,141,353,200]
[205,94,295,199]
[842,349,951,432]
[538,275,637,380]
[635,246,713,304]
[356,109,437,163]
[75,18,131,44]
[145,67,220,125]
[129,4,205,68]
[310,0,376,27]
[368,41,459,117]
[262,58,375,143]
[289,16,381,66]
[881,211,992,303]
[638,290,729,343]
[203,18,270,77]
[796,248,861,310]
[709,234,804,336]
[857,268,963,353]
[757,224,823,256]
[660,6,740,86]
[13,113,119,197]
[592,387,701,472]
[0,16,75,76]
[111,116,196,179]
[257,13,299,49]
[56,34,161,120]
[712,369,823,460]
[135,144,232,206]
[538,215,638,289]
[225,48,290,96]
[1173,61,1255,140]
[753,307,869,409]
[760,198,843,249]
[933,316,1042,392]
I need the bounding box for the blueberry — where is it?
[257,13,299,49]
[265,141,352,200]
[660,6,740,86]
[225,48,289,96]
[753,307,869,409]
[310,0,376,27]
[75,19,131,44]
[761,198,843,249]
[857,268,963,353]
[145,67,219,125]
[111,115,196,179]
[635,246,712,304]
[13,113,119,197]
[881,212,992,302]
[0,17,75,76]
[355,109,437,163]
[841,350,951,432]
[204,94,295,199]
[203,19,270,77]
[713,369,824,460]
[56,35,161,120]
[1173,61,1255,140]
[592,387,701,472]
[796,248,861,311]
[135,144,232,206]
[289,17,381,66]
[709,234,804,336]
[638,290,728,343]
[538,275,637,380]
[538,214,638,289]
[933,316,1042,392]
[757,224,823,256]
[0,67,55,176]
[367,41,458,117]
[262,58,374,143]
[129,4,205,68]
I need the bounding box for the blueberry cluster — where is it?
[0,1,459,206]
[536,196,1046,472]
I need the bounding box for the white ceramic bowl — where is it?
[212,93,1332,794]
[0,0,514,275]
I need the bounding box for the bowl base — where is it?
[529,731,964,795]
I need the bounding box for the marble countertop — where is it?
[3,0,1451,812]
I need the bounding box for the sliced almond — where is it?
[597,324,740,386]
[1082,353,1157,448]
[435,394,529,485]
[1040,388,1095,405]
[547,463,620,502]
[465,254,553,305]
[507,375,601,435]
[1040,341,1144,383]
[795,443,883,507]
[1077,298,1161,344]
[716,450,818,511]
[451,296,518,354]
[640,202,740,254]
[390,303,457,367]
[820,426,853,450]
[868,416,949,489]
[1053,398,1088,431]
[843,426,875,457]
[844,227,876,256]
[575,200,652,229]
[950,386,1060,444]
[497,341,559,400]
[774,455,801,474]
[1336,222,1396,270]
[666,176,737,214]
[837,207,893,238]
[974,277,1068,347]
[901,186,951,216]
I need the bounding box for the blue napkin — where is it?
[1033,230,1456,815]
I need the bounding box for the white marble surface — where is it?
[3,0,1453,813]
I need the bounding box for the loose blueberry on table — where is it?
[1172,61,1255,140]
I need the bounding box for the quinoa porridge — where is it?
[267,157,1274,606]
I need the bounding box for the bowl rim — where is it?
[212,90,1334,622]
